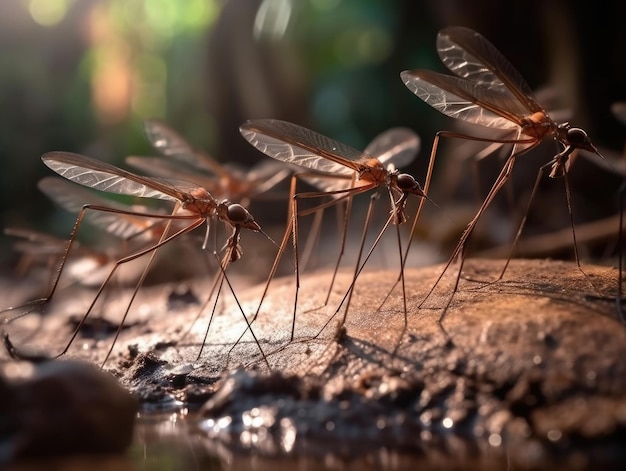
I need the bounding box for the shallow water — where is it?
[4,263,626,470]
[100,414,626,471]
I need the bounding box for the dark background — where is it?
[0,0,624,269]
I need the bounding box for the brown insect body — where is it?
[182,187,218,216]
[7,151,271,367]
[400,26,608,333]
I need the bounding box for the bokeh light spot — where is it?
[310,0,341,12]
[357,27,392,64]
[333,27,392,66]
[29,0,69,27]
[313,85,350,128]
[254,0,293,39]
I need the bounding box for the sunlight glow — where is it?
[131,53,167,118]
[29,0,69,27]
[92,44,132,124]
[254,0,293,39]
[334,27,392,66]
[143,0,219,37]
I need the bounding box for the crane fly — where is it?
[35,176,185,316]
[238,119,432,354]
[3,176,164,310]
[127,118,292,352]
[298,126,422,286]
[2,151,270,368]
[438,85,572,205]
[38,175,170,244]
[126,118,292,207]
[38,175,177,267]
[400,26,608,332]
[3,226,112,301]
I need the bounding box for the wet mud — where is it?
[2,258,626,469]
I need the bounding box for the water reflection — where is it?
[6,408,625,471]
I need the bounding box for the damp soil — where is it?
[3,258,626,470]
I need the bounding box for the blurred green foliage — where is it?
[0,0,624,266]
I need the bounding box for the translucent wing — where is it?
[11,238,68,257]
[436,27,542,114]
[38,177,160,241]
[401,69,524,129]
[300,128,418,195]
[297,173,359,196]
[364,127,420,169]
[126,155,197,180]
[5,227,70,255]
[246,158,291,182]
[245,160,294,197]
[42,151,185,202]
[240,119,368,176]
[143,119,228,178]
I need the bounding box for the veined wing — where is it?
[143,119,229,178]
[126,156,194,179]
[436,27,542,114]
[42,151,184,202]
[299,172,358,197]
[246,159,293,197]
[38,177,161,241]
[126,155,214,185]
[364,127,420,169]
[5,227,70,255]
[401,69,528,130]
[302,127,419,195]
[127,156,250,201]
[240,119,368,176]
[246,159,291,183]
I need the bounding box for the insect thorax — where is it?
[359,158,389,183]
[183,187,218,216]
[520,111,556,140]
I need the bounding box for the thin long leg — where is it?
[250,174,340,323]
[58,217,204,360]
[1,205,196,321]
[376,130,441,311]
[314,208,396,338]
[428,155,518,332]
[500,160,553,277]
[195,270,226,362]
[258,175,370,328]
[562,173,603,297]
[226,177,372,355]
[299,175,353,273]
[214,243,271,370]
[391,219,408,358]
[379,131,539,318]
[323,194,354,306]
[177,255,225,347]
[194,227,241,362]
[501,157,603,295]
[100,217,177,367]
[337,192,379,327]
[224,213,294,363]
[299,204,325,272]
[290,177,367,339]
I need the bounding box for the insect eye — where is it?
[397,173,418,191]
[227,204,250,223]
[566,127,589,145]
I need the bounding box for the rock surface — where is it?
[0,358,138,462]
[2,258,626,468]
